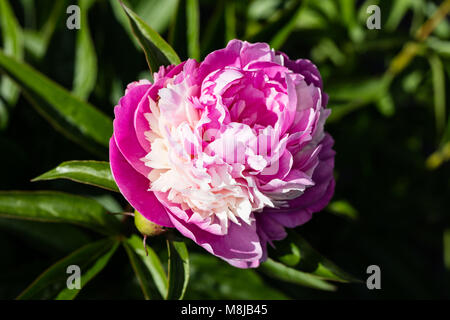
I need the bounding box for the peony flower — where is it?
[110,39,335,268]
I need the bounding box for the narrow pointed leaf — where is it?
[111,0,178,50]
[17,238,118,300]
[168,0,188,58]
[259,258,336,291]
[129,234,168,296]
[133,0,179,33]
[189,253,288,299]
[120,1,181,72]
[199,0,224,56]
[0,50,112,157]
[23,0,66,59]
[385,0,413,31]
[224,0,236,42]
[0,218,91,254]
[0,98,8,130]
[327,75,393,122]
[73,0,97,100]
[429,53,446,135]
[327,200,359,220]
[270,0,309,49]
[55,240,119,300]
[110,0,140,48]
[0,0,24,108]
[123,235,168,299]
[123,242,161,300]
[32,161,119,192]
[0,191,120,235]
[186,0,200,60]
[375,91,395,117]
[426,37,450,58]
[166,238,189,300]
[247,0,303,49]
[0,0,22,56]
[444,229,450,271]
[272,231,360,283]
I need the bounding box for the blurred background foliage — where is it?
[0,0,450,299]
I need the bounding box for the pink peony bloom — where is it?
[110,40,335,268]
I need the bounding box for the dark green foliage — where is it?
[0,0,449,299]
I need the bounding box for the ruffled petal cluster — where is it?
[110,40,335,268]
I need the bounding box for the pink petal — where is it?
[113,84,152,177]
[109,138,174,228]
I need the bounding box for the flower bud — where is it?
[134,210,166,237]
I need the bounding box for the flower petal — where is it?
[109,138,174,227]
[113,84,152,177]
[168,211,263,268]
[264,134,335,228]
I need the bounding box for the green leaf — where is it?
[311,38,346,66]
[375,91,395,117]
[120,1,181,72]
[426,142,450,170]
[198,0,224,56]
[327,101,368,123]
[426,37,450,58]
[111,0,178,50]
[0,0,24,107]
[123,242,162,300]
[166,238,189,300]
[259,258,337,291]
[402,70,423,93]
[32,161,119,192]
[0,191,120,235]
[327,200,359,220]
[0,0,23,56]
[295,7,327,30]
[270,0,309,49]
[385,0,414,31]
[247,0,305,49]
[247,0,282,21]
[133,0,179,33]
[17,238,119,300]
[328,76,390,102]
[168,0,187,56]
[91,194,123,214]
[271,231,360,283]
[339,0,356,29]
[72,0,98,100]
[0,50,113,157]
[327,75,394,122]
[55,240,120,300]
[0,0,24,131]
[224,0,237,42]
[186,0,200,60]
[339,0,364,43]
[429,53,446,136]
[110,0,139,49]
[310,0,339,21]
[444,229,450,271]
[0,218,91,254]
[187,253,288,299]
[0,97,8,130]
[23,0,66,60]
[123,235,168,299]
[277,241,301,267]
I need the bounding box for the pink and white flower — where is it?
[110,40,335,268]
